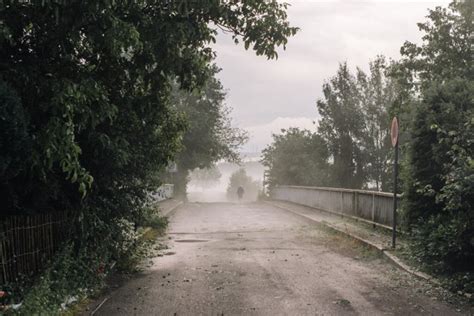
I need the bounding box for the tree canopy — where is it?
[170,66,248,196]
[0,1,297,311]
[263,57,398,192]
[398,1,474,277]
[261,128,330,190]
[226,168,260,201]
[0,0,296,214]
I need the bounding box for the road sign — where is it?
[391,117,399,147]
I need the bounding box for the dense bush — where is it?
[398,0,473,284]
[0,81,33,213]
[404,80,474,279]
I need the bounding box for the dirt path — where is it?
[94,202,468,315]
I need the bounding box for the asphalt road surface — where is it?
[95,202,467,315]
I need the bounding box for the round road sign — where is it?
[391,117,399,147]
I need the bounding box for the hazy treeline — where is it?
[263,1,473,292]
[226,168,260,202]
[167,65,248,198]
[263,56,396,191]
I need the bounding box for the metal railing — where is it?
[271,185,399,228]
[0,212,70,284]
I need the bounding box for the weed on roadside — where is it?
[1,206,169,315]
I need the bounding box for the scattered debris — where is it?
[60,295,78,310]
[333,299,351,308]
[90,297,109,316]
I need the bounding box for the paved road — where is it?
[96,202,465,315]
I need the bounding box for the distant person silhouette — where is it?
[237,186,245,201]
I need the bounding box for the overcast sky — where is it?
[212,0,451,153]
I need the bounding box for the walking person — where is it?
[237,186,245,201]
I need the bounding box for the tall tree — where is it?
[170,66,248,197]
[0,1,296,215]
[398,0,473,91]
[397,1,474,277]
[261,128,330,190]
[357,56,397,191]
[316,63,366,189]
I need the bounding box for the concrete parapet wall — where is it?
[271,185,399,227]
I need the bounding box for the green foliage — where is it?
[398,1,473,280]
[315,59,397,190]
[316,62,368,189]
[398,1,473,90]
[262,128,330,190]
[189,166,222,189]
[137,206,169,231]
[0,0,295,213]
[171,66,248,196]
[0,1,296,312]
[226,168,260,201]
[404,79,474,275]
[12,244,106,315]
[357,56,398,191]
[263,57,398,192]
[0,81,32,212]
[2,205,168,314]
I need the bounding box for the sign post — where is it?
[391,117,399,249]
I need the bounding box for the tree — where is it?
[316,62,366,189]
[189,166,222,190]
[0,2,297,308]
[404,80,473,274]
[226,168,260,201]
[398,1,473,91]
[0,1,296,215]
[397,0,474,279]
[357,56,398,191]
[261,128,330,190]
[170,66,248,197]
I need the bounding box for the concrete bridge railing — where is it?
[271,185,400,228]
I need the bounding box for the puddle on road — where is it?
[174,239,209,243]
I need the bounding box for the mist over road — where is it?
[96,202,463,315]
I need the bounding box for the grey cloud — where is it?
[212,0,450,145]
